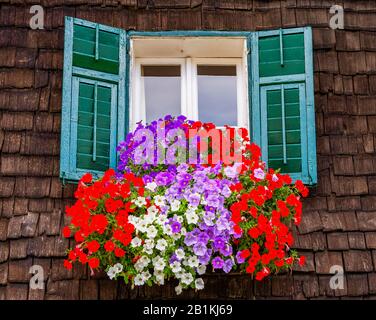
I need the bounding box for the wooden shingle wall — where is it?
[1,0,376,299]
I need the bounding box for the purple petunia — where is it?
[193,242,207,256]
[223,259,234,273]
[188,193,201,207]
[169,253,178,264]
[171,221,181,233]
[197,232,210,245]
[184,232,197,246]
[213,236,225,250]
[155,172,174,186]
[212,257,224,269]
[236,251,245,264]
[219,244,233,257]
[198,252,211,265]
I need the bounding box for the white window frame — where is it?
[130,38,249,131]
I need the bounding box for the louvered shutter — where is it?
[60,17,127,182]
[250,27,317,184]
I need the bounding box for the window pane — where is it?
[142,65,181,123]
[197,65,237,126]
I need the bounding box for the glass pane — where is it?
[197,65,237,126]
[142,65,181,123]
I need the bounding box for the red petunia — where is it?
[90,215,108,234]
[88,257,100,269]
[68,250,76,261]
[240,249,251,259]
[233,224,243,236]
[74,232,84,243]
[104,240,115,252]
[255,267,270,281]
[281,174,292,185]
[298,256,306,266]
[249,207,258,218]
[80,173,92,184]
[248,227,261,239]
[78,252,88,264]
[275,259,285,267]
[105,198,123,213]
[64,259,73,270]
[114,247,125,257]
[286,194,299,207]
[277,200,290,217]
[285,257,293,265]
[87,240,100,253]
[62,226,71,238]
[295,180,309,197]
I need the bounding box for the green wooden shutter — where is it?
[250,27,317,184]
[60,17,127,182]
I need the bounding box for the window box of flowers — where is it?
[62,115,308,294]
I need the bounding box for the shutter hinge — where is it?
[61,172,66,187]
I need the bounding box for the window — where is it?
[61,17,317,185]
[130,39,248,130]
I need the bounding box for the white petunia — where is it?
[143,248,153,255]
[139,256,150,266]
[107,267,117,280]
[186,212,198,225]
[144,239,155,252]
[197,264,206,275]
[134,274,144,286]
[156,275,165,285]
[141,271,151,281]
[131,237,142,247]
[154,195,166,207]
[180,227,187,236]
[175,248,185,260]
[187,256,199,268]
[156,239,167,251]
[128,215,139,225]
[195,278,205,290]
[181,273,193,285]
[134,261,145,272]
[134,196,147,207]
[153,259,166,271]
[156,214,168,226]
[171,233,181,241]
[113,263,123,273]
[187,205,197,212]
[136,220,148,233]
[154,269,164,276]
[170,199,181,212]
[163,224,173,236]
[171,261,182,273]
[145,182,158,192]
[147,205,158,215]
[175,285,182,295]
[146,225,158,239]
